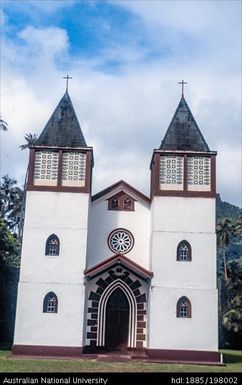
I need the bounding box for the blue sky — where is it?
[0,0,241,206]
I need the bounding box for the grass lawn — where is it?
[0,350,241,372]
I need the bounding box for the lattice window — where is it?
[177,240,192,262]
[187,156,211,191]
[43,292,58,313]
[45,234,60,256]
[176,297,191,318]
[61,152,86,187]
[159,155,184,190]
[33,151,59,186]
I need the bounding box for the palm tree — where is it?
[0,175,17,219]
[18,133,38,237]
[19,133,38,150]
[217,219,237,281]
[0,175,23,237]
[7,186,24,235]
[0,118,8,131]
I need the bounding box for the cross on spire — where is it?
[63,74,72,92]
[178,79,188,97]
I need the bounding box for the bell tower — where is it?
[13,90,93,355]
[149,88,218,355]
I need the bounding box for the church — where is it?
[13,83,220,364]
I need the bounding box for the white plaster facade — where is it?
[13,92,219,362]
[14,191,89,348]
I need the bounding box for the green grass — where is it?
[0,350,241,372]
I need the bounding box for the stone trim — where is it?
[86,268,148,349]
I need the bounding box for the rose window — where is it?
[108,228,134,254]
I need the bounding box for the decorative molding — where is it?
[84,254,153,280]
[92,180,150,204]
[107,228,134,254]
[85,270,148,349]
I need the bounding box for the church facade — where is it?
[13,89,220,363]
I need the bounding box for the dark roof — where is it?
[160,96,210,152]
[36,91,87,147]
[91,180,151,204]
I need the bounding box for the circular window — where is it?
[108,228,134,254]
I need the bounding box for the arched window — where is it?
[176,296,191,318]
[111,197,119,209]
[108,192,135,211]
[177,240,191,261]
[45,234,60,256]
[43,292,58,313]
[124,196,132,210]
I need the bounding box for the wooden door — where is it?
[105,288,129,350]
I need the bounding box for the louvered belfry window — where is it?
[187,156,211,191]
[159,155,184,190]
[61,152,86,187]
[33,151,59,186]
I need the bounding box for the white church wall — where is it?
[86,197,150,270]
[14,282,85,347]
[148,287,218,351]
[20,191,89,283]
[149,195,218,352]
[151,196,216,234]
[150,196,216,287]
[150,232,217,288]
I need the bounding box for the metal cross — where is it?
[178,80,188,96]
[63,74,72,92]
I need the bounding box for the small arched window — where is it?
[45,234,60,256]
[176,296,191,318]
[108,192,135,211]
[177,240,191,261]
[124,196,132,210]
[43,292,58,313]
[111,197,119,209]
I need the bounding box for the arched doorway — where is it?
[105,288,129,350]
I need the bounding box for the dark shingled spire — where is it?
[36,91,87,147]
[160,96,210,152]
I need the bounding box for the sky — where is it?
[0,0,241,207]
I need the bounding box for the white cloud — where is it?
[18,26,69,55]
[1,1,241,207]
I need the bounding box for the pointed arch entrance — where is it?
[97,279,137,348]
[85,255,153,350]
[105,288,129,349]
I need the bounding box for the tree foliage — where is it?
[0,175,24,238]
[217,219,240,281]
[217,211,242,348]
[19,133,38,150]
[0,219,21,268]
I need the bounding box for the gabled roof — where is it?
[36,91,87,148]
[84,254,153,281]
[160,96,210,152]
[91,180,150,204]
